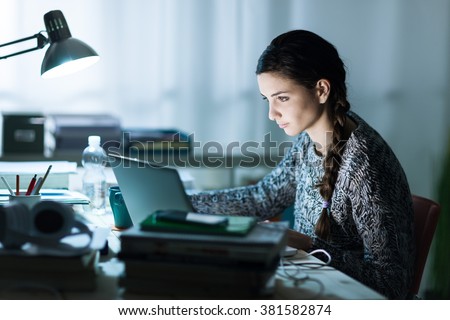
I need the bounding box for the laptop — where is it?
[108,153,194,225]
[108,153,294,256]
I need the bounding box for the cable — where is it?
[276,260,326,299]
[278,259,309,282]
[283,248,332,269]
[275,248,331,298]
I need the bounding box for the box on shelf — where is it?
[2,113,45,155]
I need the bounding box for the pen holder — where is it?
[9,194,41,209]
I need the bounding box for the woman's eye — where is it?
[278,96,289,102]
[261,96,268,101]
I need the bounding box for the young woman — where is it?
[189,30,414,299]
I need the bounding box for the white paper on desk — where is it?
[0,189,90,205]
[58,226,110,252]
[88,226,110,250]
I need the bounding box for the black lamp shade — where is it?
[40,10,99,79]
[41,38,99,78]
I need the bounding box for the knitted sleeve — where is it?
[188,136,304,221]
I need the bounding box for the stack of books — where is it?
[48,113,122,153]
[0,161,77,190]
[118,213,288,299]
[122,129,191,155]
[0,248,99,294]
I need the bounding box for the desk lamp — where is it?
[0,10,99,78]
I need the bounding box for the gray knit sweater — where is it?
[189,112,415,299]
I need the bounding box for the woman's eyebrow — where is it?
[260,90,289,98]
[271,91,289,97]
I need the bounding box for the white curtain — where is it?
[1,0,450,198]
[0,0,282,148]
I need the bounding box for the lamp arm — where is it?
[0,32,49,60]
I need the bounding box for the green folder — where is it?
[140,212,257,236]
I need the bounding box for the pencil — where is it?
[16,174,20,195]
[26,174,37,196]
[30,177,43,195]
[1,176,14,196]
[35,165,52,194]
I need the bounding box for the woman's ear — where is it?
[316,79,331,104]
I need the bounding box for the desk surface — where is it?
[0,164,384,300]
[62,211,385,300]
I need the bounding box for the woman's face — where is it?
[257,72,326,137]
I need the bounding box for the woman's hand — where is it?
[259,220,312,250]
[287,229,312,251]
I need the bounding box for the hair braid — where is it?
[315,95,350,240]
[255,30,351,240]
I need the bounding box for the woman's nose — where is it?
[268,104,279,121]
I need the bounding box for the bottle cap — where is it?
[88,135,101,146]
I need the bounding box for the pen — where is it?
[26,174,37,196]
[16,174,20,195]
[34,165,52,194]
[31,177,43,195]
[1,176,14,196]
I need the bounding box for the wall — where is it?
[1,0,449,294]
[1,0,448,199]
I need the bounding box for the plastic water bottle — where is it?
[82,135,107,215]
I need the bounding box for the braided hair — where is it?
[256,30,350,240]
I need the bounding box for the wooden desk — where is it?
[0,163,383,300]
[274,251,385,299]
[0,168,384,300]
[64,211,385,300]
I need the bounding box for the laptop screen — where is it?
[108,153,194,225]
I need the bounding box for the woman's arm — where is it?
[188,136,305,221]
[188,164,296,221]
[287,229,312,250]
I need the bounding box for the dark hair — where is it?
[256,30,350,240]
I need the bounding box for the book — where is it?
[0,269,97,292]
[119,274,275,299]
[121,256,278,287]
[49,114,122,152]
[0,161,77,189]
[123,129,191,154]
[118,222,285,299]
[0,250,99,292]
[119,223,288,266]
[0,189,90,205]
[0,249,99,272]
[140,212,257,236]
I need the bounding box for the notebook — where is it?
[140,211,257,236]
[108,154,194,225]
